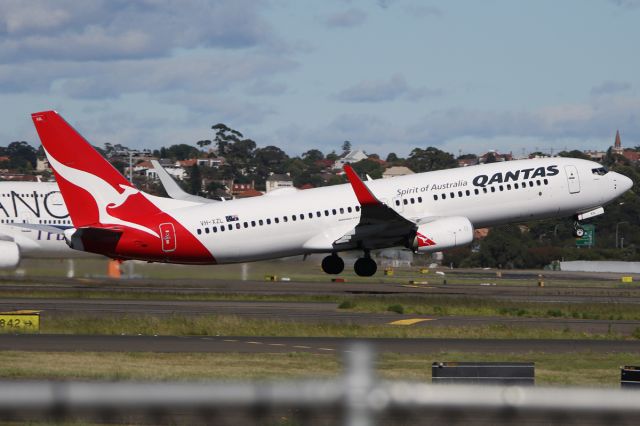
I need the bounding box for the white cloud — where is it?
[590,80,632,96]
[335,74,442,102]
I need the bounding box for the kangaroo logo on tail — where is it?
[32,111,160,238]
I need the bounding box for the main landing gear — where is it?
[321,253,344,275]
[321,251,378,277]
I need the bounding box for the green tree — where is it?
[212,123,243,156]
[188,164,202,195]
[0,141,37,170]
[165,144,199,161]
[341,140,352,154]
[478,225,532,268]
[406,147,457,172]
[197,140,212,150]
[302,149,324,164]
[558,150,590,160]
[351,158,385,179]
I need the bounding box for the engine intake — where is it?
[0,240,20,269]
[411,216,474,253]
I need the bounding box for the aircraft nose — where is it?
[615,173,633,193]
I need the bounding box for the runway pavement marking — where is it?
[268,343,285,347]
[318,348,335,351]
[389,318,434,326]
[246,341,263,345]
[223,339,238,342]
[293,345,311,349]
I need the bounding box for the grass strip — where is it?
[3,287,640,321]
[40,313,631,340]
[0,351,632,387]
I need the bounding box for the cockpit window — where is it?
[592,167,608,176]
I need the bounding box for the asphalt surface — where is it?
[1,297,639,334]
[4,272,640,304]
[2,334,640,354]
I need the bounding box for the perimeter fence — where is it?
[2,343,640,425]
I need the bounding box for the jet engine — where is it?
[0,240,20,268]
[411,216,474,253]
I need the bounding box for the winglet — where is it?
[343,164,381,206]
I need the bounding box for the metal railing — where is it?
[1,343,640,425]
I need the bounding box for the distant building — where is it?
[266,173,294,192]
[610,130,640,163]
[382,166,414,179]
[479,150,512,163]
[196,157,225,168]
[230,181,262,198]
[457,158,479,167]
[36,157,49,171]
[613,130,623,155]
[584,150,606,162]
[332,150,368,170]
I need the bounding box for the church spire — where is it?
[615,130,622,148]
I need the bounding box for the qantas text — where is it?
[472,165,559,188]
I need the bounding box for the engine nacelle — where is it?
[411,216,474,253]
[0,240,20,269]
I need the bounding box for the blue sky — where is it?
[1,0,639,158]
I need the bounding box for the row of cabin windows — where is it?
[1,193,51,198]
[0,218,70,225]
[196,205,361,236]
[394,179,550,206]
[433,179,549,201]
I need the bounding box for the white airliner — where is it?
[0,181,81,268]
[32,110,633,276]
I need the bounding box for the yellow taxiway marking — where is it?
[389,318,434,326]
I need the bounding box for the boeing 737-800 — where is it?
[32,110,633,276]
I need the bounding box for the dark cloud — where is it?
[53,53,296,99]
[608,0,640,8]
[590,80,632,96]
[324,8,367,28]
[0,0,278,63]
[335,74,442,102]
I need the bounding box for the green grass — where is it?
[337,295,640,321]
[37,313,629,340]
[0,350,632,387]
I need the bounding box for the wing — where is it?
[302,164,419,252]
[334,164,417,249]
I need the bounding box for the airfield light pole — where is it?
[616,221,628,249]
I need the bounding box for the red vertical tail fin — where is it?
[31,111,157,237]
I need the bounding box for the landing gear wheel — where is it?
[354,257,377,277]
[574,227,585,238]
[321,254,344,275]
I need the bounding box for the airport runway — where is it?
[2,334,640,354]
[3,274,640,304]
[1,297,639,335]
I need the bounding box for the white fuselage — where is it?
[164,157,630,263]
[0,181,82,258]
